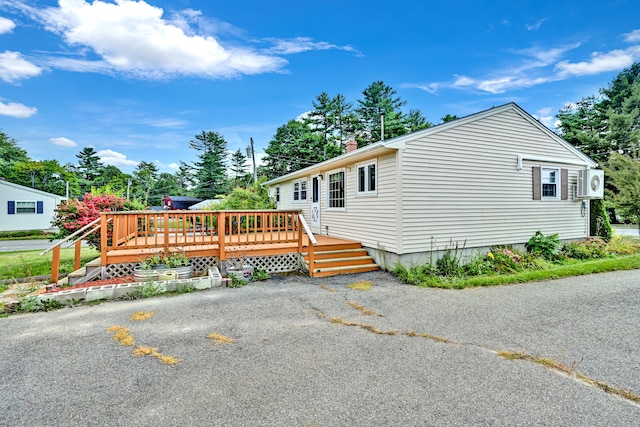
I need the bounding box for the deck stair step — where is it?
[64,258,102,286]
[303,244,379,277]
[301,248,369,260]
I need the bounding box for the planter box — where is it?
[133,266,193,282]
[225,265,254,282]
[86,285,116,302]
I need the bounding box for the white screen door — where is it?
[311,176,320,228]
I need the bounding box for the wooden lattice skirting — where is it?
[103,253,305,279]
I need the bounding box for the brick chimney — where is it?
[346,139,358,153]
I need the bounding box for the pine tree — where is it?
[230,149,249,187]
[189,131,229,198]
[76,147,104,195]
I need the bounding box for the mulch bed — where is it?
[45,276,135,293]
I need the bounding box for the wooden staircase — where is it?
[57,258,102,286]
[303,241,379,277]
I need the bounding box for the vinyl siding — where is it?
[272,178,312,220]
[319,153,399,252]
[400,108,588,253]
[0,181,64,232]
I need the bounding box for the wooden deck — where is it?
[105,232,363,264]
[49,209,379,281]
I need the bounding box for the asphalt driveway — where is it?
[1,270,639,426]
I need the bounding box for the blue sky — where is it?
[0,0,639,174]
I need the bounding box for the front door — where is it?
[311,176,320,228]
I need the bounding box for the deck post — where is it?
[163,212,170,254]
[74,240,82,271]
[297,214,303,254]
[218,211,226,261]
[100,214,108,266]
[308,243,315,277]
[51,245,61,284]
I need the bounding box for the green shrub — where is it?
[16,296,63,313]
[435,241,464,276]
[228,275,248,288]
[253,269,270,281]
[463,254,494,276]
[525,231,562,260]
[590,199,612,241]
[563,237,608,260]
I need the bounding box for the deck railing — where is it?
[100,209,304,264]
[46,209,312,283]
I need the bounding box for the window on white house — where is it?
[293,180,307,202]
[275,187,280,203]
[328,171,345,209]
[16,201,37,214]
[356,161,377,195]
[541,168,559,198]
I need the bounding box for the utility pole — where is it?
[250,137,257,183]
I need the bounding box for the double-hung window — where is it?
[8,201,43,214]
[541,168,559,199]
[293,180,307,202]
[356,160,377,195]
[17,201,37,214]
[328,170,345,209]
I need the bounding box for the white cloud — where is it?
[97,149,138,167]
[139,117,187,128]
[0,100,37,118]
[50,136,78,147]
[533,108,555,129]
[22,0,286,79]
[0,17,16,33]
[167,162,179,170]
[555,47,640,77]
[266,37,355,55]
[623,29,640,43]
[406,36,640,95]
[525,19,546,31]
[0,50,42,82]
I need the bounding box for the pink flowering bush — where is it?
[53,193,144,249]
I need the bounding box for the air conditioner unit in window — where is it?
[577,169,604,199]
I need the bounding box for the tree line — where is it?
[0,80,440,205]
[555,62,640,232]
[2,70,638,225]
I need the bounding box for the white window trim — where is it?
[16,200,37,214]
[541,167,560,200]
[327,168,346,211]
[292,179,307,203]
[355,159,377,196]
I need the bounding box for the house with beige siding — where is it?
[264,103,603,268]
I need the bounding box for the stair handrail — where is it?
[40,215,108,284]
[40,216,102,256]
[297,214,317,277]
[70,219,109,247]
[298,214,317,245]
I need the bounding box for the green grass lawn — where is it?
[0,248,100,281]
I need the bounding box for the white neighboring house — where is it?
[264,103,604,267]
[0,179,66,232]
